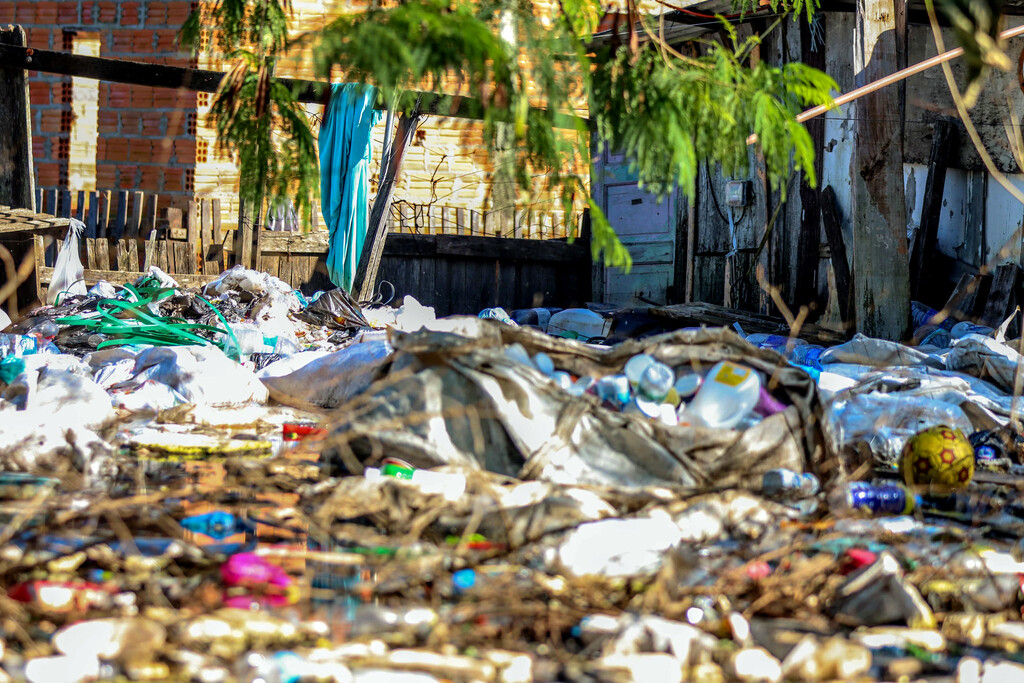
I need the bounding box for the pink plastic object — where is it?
[754,386,788,417]
[222,592,294,609]
[221,553,293,591]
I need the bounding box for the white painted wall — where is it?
[983,175,1024,265]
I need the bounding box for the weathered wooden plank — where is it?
[200,199,218,275]
[43,189,57,218]
[166,207,183,243]
[262,254,280,280]
[821,185,854,331]
[37,266,219,290]
[261,231,329,253]
[909,120,954,301]
[117,239,131,271]
[74,190,86,222]
[98,190,111,238]
[95,237,110,271]
[85,238,98,270]
[0,27,34,211]
[980,264,1019,327]
[126,191,142,237]
[235,202,254,269]
[155,239,169,272]
[355,112,421,302]
[211,198,225,272]
[58,189,71,218]
[128,238,139,272]
[277,253,293,289]
[852,0,909,339]
[113,191,128,239]
[85,191,99,238]
[186,201,199,248]
[144,232,157,270]
[143,193,159,238]
[942,272,990,324]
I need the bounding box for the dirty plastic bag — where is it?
[323,324,827,489]
[299,287,370,329]
[824,392,973,467]
[46,219,88,305]
[947,334,1024,394]
[261,339,391,410]
[117,346,268,405]
[819,333,945,369]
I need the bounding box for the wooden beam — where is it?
[0,26,34,212]
[909,120,954,300]
[0,43,583,129]
[795,14,826,313]
[821,185,854,330]
[354,112,421,301]
[852,0,910,339]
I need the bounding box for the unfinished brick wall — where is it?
[7,0,581,237]
[5,0,200,216]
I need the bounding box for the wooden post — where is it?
[0,26,34,211]
[909,120,954,300]
[795,14,826,312]
[852,0,910,339]
[821,185,854,330]
[354,112,421,302]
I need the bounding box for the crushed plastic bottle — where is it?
[762,469,820,499]
[680,361,760,429]
[828,482,917,516]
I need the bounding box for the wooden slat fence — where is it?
[388,201,576,240]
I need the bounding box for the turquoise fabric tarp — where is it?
[319,83,382,292]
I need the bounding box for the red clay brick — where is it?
[152,139,173,164]
[39,110,62,133]
[15,4,36,23]
[29,82,50,107]
[163,169,185,192]
[36,163,60,187]
[32,136,46,160]
[130,86,153,109]
[139,166,164,191]
[98,110,119,133]
[154,29,178,53]
[108,83,130,107]
[105,138,129,162]
[0,5,15,23]
[81,1,95,23]
[173,139,196,163]
[25,28,53,49]
[120,112,142,134]
[146,2,168,25]
[97,1,117,22]
[36,2,58,23]
[119,166,139,189]
[166,1,192,24]
[57,2,79,23]
[129,140,153,162]
[121,2,141,24]
[96,163,118,189]
[141,112,164,135]
[132,32,154,52]
[110,33,133,52]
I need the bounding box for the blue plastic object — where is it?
[181,511,254,540]
[319,83,383,292]
[452,568,477,594]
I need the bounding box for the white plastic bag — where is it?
[46,219,88,305]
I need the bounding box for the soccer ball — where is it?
[899,425,975,489]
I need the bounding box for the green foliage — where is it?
[182,0,836,272]
[181,0,316,225]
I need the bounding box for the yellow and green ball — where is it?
[899,425,975,489]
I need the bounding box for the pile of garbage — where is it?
[2,268,1024,681]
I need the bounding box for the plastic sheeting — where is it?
[319,84,382,292]
[322,323,827,489]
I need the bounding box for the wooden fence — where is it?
[16,193,592,315]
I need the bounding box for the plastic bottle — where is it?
[913,324,952,349]
[762,469,820,498]
[547,308,611,342]
[745,333,806,356]
[950,321,994,339]
[674,373,702,399]
[789,344,826,370]
[478,307,517,325]
[828,482,917,516]
[364,465,467,501]
[593,375,631,409]
[623,354,657,385]
[510,308,555,332]
[680,361,761,429]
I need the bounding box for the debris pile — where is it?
[1,273,1024,682]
